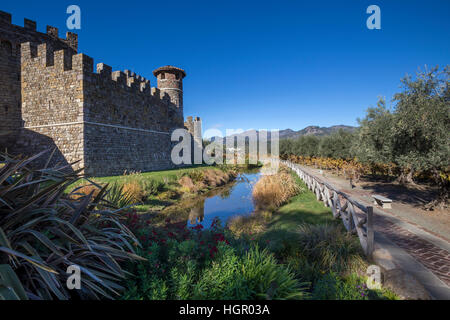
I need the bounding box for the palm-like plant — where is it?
[0,151,144,300]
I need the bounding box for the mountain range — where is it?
[210,125,356,142]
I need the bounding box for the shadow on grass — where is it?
[259,182,340,247]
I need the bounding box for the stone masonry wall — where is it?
[16,42,181,175]
[1,10,195,176]
[0,10,77,149]
[81,60,179,175]
[15,42,84,169]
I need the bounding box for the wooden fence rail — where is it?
[276,160,374,257]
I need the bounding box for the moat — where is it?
[186,171,261,229]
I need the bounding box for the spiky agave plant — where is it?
[0,150,144,300]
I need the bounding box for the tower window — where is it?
[160,73,165,80]
[175,73,180,80]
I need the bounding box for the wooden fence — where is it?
[277,160,374,257]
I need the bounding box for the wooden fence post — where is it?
[366,206,374,258]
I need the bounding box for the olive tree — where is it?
[354,66,449,209]
[391,66,449,208]
[352,98,395,165]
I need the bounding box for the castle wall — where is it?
[16,42,181,175]
[81,61,179,175]
[15,42,84,169]
[0,10,77,149]
[2,10,194,176]
[83,125,174,176]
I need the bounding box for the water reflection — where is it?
[188,202,204,225]
[186,172,261,229]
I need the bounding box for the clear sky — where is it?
[3,0,449,133]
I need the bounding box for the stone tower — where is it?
[153,65,186,127]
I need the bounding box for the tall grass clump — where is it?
[0,151,143,300]
[252,171,301,210]
[142,179,165,196]
[122,180,145,203]
[295,224,366,278]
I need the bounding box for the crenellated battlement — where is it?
[0,10,78,51]
[3,10,192,176]
[19,42,170,104]
[21,42,82,71]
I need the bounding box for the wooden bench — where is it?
[372,194,393,209]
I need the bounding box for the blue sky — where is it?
[3,0,449,133]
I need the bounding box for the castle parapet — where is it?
[0,10,78,51]
[24,19,36,30]
[0,11,11,24]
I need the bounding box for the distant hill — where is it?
[211,125,356,142]
[279,125,356,139]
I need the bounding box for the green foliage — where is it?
[280,130,356,160]
[352,66,450,205]
[179,170,205,184]
[121,216,305,300]
[353,98,395,164]
[0,151,143,300]
[312,273,368,300]
[103,183,136,208]
[354,67,450,173]
[391,66,449,173]
[295,224,366,277]
[193,244,306,300]
[142,179,166,196]
[0,264,28,300]
[318,130,355,159]
[312,273,399,300]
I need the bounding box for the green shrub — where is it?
[0,151,143,300]
[185,170,204,183]
[312,273,398,300]
[104,183,136,208]
[312,273,368,300]
[121,217,305,300]
[142,179,166,197]
[193,244,306,300]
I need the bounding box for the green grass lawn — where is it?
[66,164,236,213]
[260,172,338,245]
[67,164,214,190]
[257,170,399,300]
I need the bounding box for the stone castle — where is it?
[0,10,201,176]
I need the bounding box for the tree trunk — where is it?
[396,168,415,185]
[424,170,449,210]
